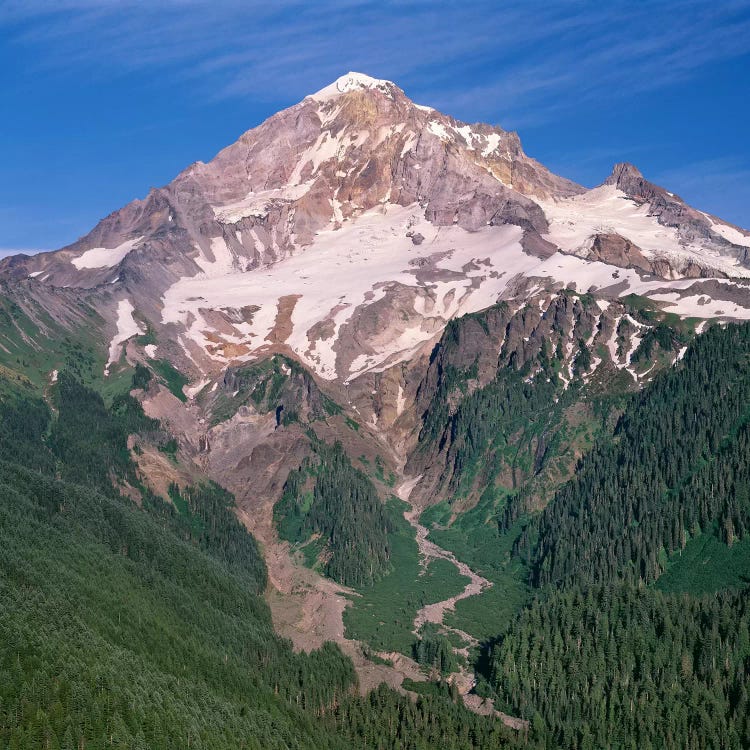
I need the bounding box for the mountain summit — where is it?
[3,72,750,384]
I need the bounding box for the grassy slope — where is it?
[343,497,469,655]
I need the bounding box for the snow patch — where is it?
[481,133,502,157]
[195,237,238,277]
[106,300,144,375]
[395,384,406,417]
[72,237,143,269]
[703,214,750,248]
[184,378,210,400]
[213,183,311,223]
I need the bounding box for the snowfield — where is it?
[160,202,750,382]
[541,186,745,277]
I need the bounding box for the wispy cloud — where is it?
[2,0,749,125]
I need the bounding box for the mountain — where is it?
[2,72,750,748]
[4,72,749,387]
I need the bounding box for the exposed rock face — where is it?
[587,233,652,273]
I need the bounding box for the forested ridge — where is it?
[412,296,633,514]
[408,306,750,747]
[275,440,393,586]
[528,322,750,587]
[480,321,750,747]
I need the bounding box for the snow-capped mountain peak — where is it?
[311,71,398,101]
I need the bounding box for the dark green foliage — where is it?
[0,459,359,750]
[530,322,750,587]
[328,684,521,750]
[342,498,469,654]
[418,353,561,497]
[656,532,750,595]
[413,624,458,675]
[158,437,179,460]
[160,482,267,585]
[422,492,530,642]
[275,442,392,587]
[402,677,458,699]
[0,374,519,749]
[0,289,105,389]
[412,299,620,516]
[131,362,152,390]
[0,389,54,474]
[490,585,750,749]
[49,372,158,491]
[150,358,188,401]
[572,338,591,376]
[631,322,680,363]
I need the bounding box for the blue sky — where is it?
[1,0,749,256]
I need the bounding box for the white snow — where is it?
[144,344,157,359]
[311,72,395,102]
[395,384,406,417]
[184,378,210,400]
[288,131,350,185]
[540,186,744,278]
[213,183,311,223]
[427,120,451,141]
[50,369,58,383]
[28,270,43,278]
[195,237,239,277]
[159,200,750,382]
[481,133,502,157]
[703,214,750,248]
[106,299,144,375]
[162,203,534,380]
[72,237,143,270]
[647,291,750,320]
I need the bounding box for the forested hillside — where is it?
[403,307,750,746]
[477,321,750,746]
[490,585,750,748]
[275,440,393,586]
[3,302,750,749]
[528,322,750,587]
